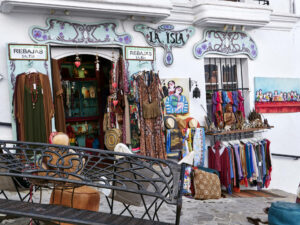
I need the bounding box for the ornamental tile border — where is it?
[193,30,258,60]
[29,18,132,46]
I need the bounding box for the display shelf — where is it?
[205,126,274,136]
[66,116,99,123]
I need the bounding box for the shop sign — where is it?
[134,24,195,66]
[193,30,258,59]
[29,18,132,46]
[8,44,48,60]
[125,46,154,61]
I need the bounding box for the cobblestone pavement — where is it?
[0,189,296,225]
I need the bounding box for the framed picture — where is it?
[254,77,300,113]
[161,78,190,114]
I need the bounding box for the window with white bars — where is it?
[204,57,249,119]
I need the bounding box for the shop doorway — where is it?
[51,48,119,149]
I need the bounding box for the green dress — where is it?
[24,86,47,143]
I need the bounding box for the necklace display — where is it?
[30,75,38,109]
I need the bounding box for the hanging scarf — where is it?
[182,128,190,158]
[232,91,239,113]
[193,128,206,167]
[212,91,218,124]
[238,90,245,118]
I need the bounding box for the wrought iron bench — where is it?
[0,140,184,225]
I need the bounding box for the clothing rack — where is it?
[271,153,300,160]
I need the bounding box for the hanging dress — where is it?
[137,73,166,159]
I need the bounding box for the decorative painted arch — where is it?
[29,18,132,46]
[193,30,258,60]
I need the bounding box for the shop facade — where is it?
[0,0,300,193]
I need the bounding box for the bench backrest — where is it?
[0,140,184,205]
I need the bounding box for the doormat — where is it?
[222,190,285,198]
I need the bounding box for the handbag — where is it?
[193,168,221,200]
[104,128,122,150]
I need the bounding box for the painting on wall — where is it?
[161,78,190,114]
[254,77,300,113]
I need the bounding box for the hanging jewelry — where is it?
[95,54,100,71]
[31,76,38,109]
[74,53,81,68]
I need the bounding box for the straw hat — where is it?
[185,117,200,128]
[177,118,187,130]
[164,115,177,129]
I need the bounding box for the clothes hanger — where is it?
[26,68,38,74]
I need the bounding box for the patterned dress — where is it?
[137,73,166,159]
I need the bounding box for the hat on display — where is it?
[104,129,122,151]
[177,118,187,130]
[164,115,177,129]
[185,117,200,128]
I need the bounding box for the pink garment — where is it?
[238,90,245,118]
[227,91,233,104]
[216,91,223,113]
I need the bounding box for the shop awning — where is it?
[0,0,173,22]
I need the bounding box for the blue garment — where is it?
[166,129,171,155]
[232,91,239,113]
[245,144,252,179]
[249,144,254,177]
[222,91,230,108]
[92,138,100,149]
[260,141,267,187]
[227,147,234,179]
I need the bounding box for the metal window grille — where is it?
[204,57,248,118]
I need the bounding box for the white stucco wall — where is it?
[0,3,299,194]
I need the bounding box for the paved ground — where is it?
[0,189,296,225]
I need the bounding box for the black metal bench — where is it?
[0,140,184,225]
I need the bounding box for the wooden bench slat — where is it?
[0,199,172,225]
